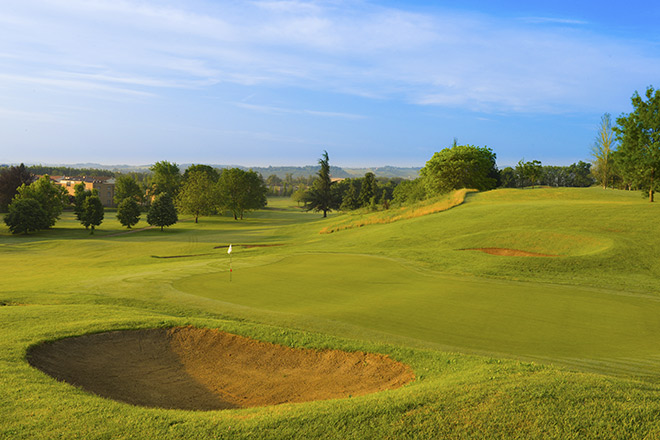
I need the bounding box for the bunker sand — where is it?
[28,327,414,411]
[460,247,559,257]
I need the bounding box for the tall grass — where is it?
[320,189,473,234]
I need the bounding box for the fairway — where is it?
[5,188,660,438]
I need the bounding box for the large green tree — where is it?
[614,86,660,202]
[177,170,219,223]
[147,192,178,231]
[116,197,141,229]
[591,113,616,189]
[14,175,68,227]
[218,168,267,220]
[182,164,220,183]
[150,161,181,197]
[113,175,143,205]
[3,198,49,234]
[0,164,33,212]
[80,195,104,234]
[303,151,338,217]
[73,183,98,223]
[421,145,498,195]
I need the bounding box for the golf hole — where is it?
[27,327,414,411]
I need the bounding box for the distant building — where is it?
[56,176,116,207]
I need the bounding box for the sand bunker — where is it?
[27,327,414,411]
[460,247,558,257]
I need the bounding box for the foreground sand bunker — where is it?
[27,327,414,411]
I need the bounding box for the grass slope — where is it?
[2,189,660,438]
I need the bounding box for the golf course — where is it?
[3,186,660,438]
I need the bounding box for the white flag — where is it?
[227,244,232,254]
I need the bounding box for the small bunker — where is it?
[27,327,414,411]
[460,247,559,257]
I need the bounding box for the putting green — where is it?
[174,253,660,380]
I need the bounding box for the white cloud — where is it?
[235,102,366,119]
[0,0,659,114]
[519,17,589,25]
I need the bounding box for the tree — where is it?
[3,198,49,234]
[113,175,143,205]
[421,145,498,194]
[499,167,517,188]
[0,164,33,212]
[73,183,97,223]
[613,86,660,202]
[514,159,528,188]
[176,170,219,223]
[81,195,104,234]
[303,151,338,217]
[358,172,379,208]
[266,174,283,187]
[523,160,543,188]
[147,192,178,231]
[150,161,181,197]
[14,175,68,227]
[217,168,267,220]
[291,187,307,206]
[340,179,360,210]
[183,164,220,183]
[565,161,593,187]
[392,178,426,204]
[591,113,616,189]
[117,198,141,229]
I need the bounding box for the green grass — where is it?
[3,190,660,438]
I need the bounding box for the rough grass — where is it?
[319,189,473,233]
[4,306,660,439]
[3,190,660,438]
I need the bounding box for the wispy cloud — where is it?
[0,73,156,98]
[519,17,589,25]
[1,0,659,115]
[235,102,367,120]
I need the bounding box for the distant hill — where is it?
[245,166,420,179]
[342,166,420,179]
[16,163,421,179]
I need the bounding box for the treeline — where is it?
[301,146,499,216]
[114,162,268,223]
[23,165,116,178]
[592,86,660,201]
[1,161,269,235]
[264,174,315,197]
[499,160,594,188]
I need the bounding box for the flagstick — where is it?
[228,244,233,282]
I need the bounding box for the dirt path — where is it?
[28,327,414,411]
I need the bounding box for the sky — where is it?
[1,0,660,168]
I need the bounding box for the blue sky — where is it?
[1,1,659,168]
